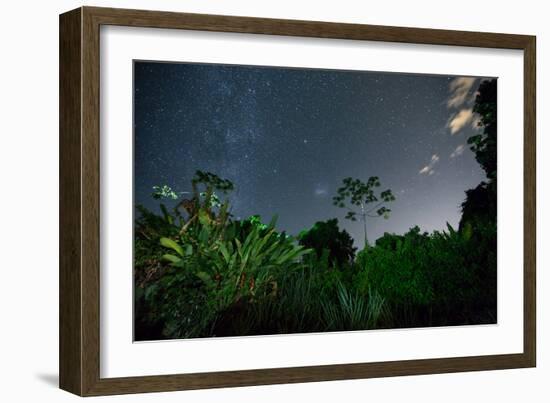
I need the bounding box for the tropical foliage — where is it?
[134,79,497,340]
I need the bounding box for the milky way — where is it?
[134,61,489,245]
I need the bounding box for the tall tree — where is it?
[460,79,497,230]
[333,176,395,246]
[468,79,497,180]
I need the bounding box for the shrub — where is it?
[153,213,310,338]
[298,218,356,267]
[356,223,496,327]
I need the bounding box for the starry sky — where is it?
[134,61,490,246]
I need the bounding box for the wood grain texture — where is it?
[85,354,531,396]
[59,6,537,396]
[523,37,536,367]
[81,6,102,396]
[59,8,83,396]
[85,6,532,49]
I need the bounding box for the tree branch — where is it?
[365,200,385,215]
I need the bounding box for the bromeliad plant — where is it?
[158,215,311,338]
[142,171,312,338]
[161,215,310,305]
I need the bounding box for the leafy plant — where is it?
[152,185,179,200]
[134,117,497,340]
[356,223,496,327]
[322,281,387,331]
[156,214,311,338]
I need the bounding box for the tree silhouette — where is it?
[298,218,357,266]
[333,176,395,246]
[468,79,497,180]
[460,78,497,230]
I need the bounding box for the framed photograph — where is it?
[59,6,536,396]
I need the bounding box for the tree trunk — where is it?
[360,204,368,247]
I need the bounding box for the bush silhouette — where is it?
[298,219,356,267]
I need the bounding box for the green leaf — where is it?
[446,222,456,235]
[198,210,211,226]
[462,222,473,241]
[196,271,214,286]
[218,242,231,263]
[162,254,182,264]
[268,214,278,229]
[144,284,158,300]
[160,237,184,256]
[198,227,210,243]
[185,244,193,256]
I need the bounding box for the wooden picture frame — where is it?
[59,6,536,396]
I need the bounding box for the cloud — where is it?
[447,77,476,109]
[450,144,466,158]
[471,114,481,129]
[314,184,328,197]
[445,77,481,135]
[419,154,439,175]
[447,109,474,135]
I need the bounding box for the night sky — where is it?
[134,61,489,246]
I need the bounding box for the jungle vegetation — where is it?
[134,79,497,340]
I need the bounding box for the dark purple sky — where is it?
[134,61,489,246]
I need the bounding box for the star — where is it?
[134,61,487,245]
